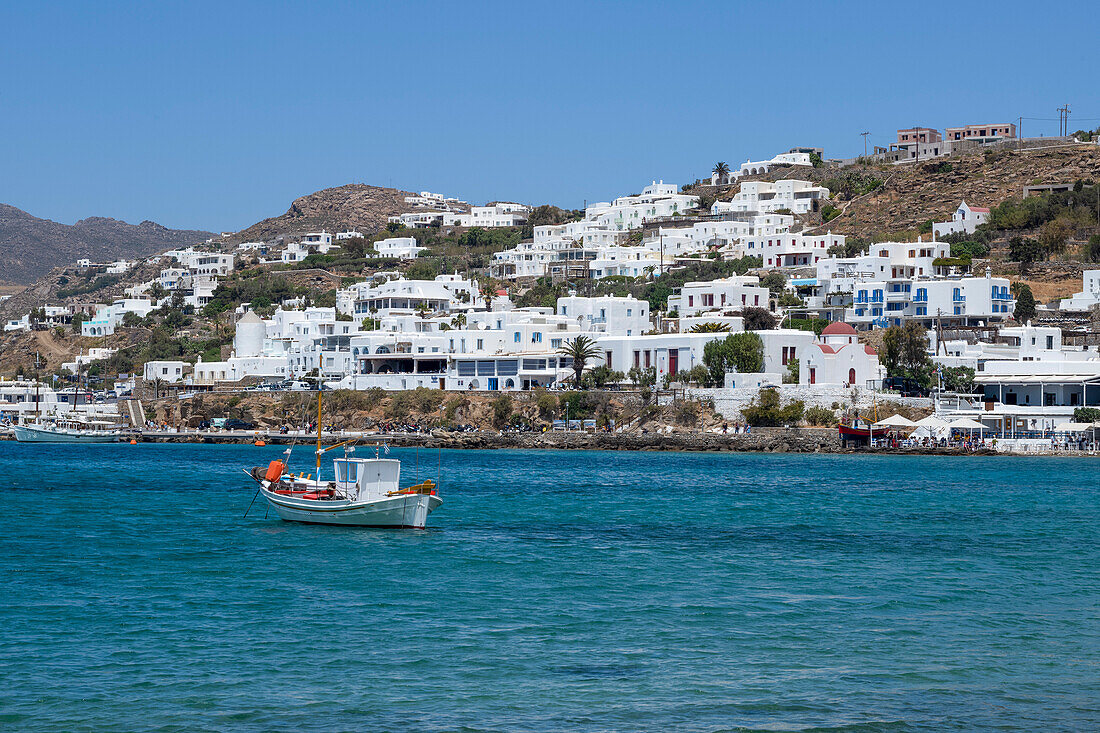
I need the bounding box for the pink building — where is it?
[945,123,1017,142]
[896,127,942,145]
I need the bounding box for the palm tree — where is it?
[479,279,500,311]
[558,335,604,388]
[450,313,467,330]
[712,161,730,184]
[689,322,731,333]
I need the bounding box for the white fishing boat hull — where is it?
[260,486,443,528]
[12,424,121,443]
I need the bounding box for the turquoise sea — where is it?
[1,443,1098,732]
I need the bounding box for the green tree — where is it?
[1013,283,1036,323]
[703,332,764,385]
[1008,236,1044,266]
[712,161,731,183]
[940,365,977,393]
[584,364,624,389]
[680,364,711,386]
[880,322,933,387]
[760,271,787,294]
[1087,234,1100,263]
[1073,407,1100,423]
[785,358,800,384]
[627,365,658,404]
[742,307,777,331]
[558,335,604,388]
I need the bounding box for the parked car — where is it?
[882,376,929,398]
[223,418,256,430]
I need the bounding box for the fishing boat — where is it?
[251,447,442,528]
[247,355,442,528]
[12,354,123,443]
[13,416,123,443]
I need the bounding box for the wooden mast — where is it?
[316,352,322,477]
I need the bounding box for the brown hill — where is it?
[231,183,415,242]
[770,144,1100,238]
[0,204,212,286]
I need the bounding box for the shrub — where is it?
[803,406,836,426]
[741,389,805,427]
[410,387,444,414]
[673,399,700,426]
[444,396,468,422]
[1073,407,1100,423]
[534,391,557,421]
[491,394,513,427]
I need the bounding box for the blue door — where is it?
[487,378,499,391]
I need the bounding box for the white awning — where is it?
[974,374,1100,385]
[873,414,917,429]
[948,417,988,430]
[1054,422,1096,432]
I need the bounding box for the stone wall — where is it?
[687,385,932,420]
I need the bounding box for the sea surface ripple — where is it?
[1,444,1098,731]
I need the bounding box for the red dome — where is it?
[821,321,858,336]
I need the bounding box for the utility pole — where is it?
[1017,116,1023,140]
[861,131,870,157]
[1057,104,1071,136]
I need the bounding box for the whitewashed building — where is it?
[373,237,426,260]
[715,179,830,215]
[800,321,884,387]
[1059,270,1100,311]
[666,276,770,317]
[932,201,991,238]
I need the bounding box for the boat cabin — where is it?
[333,458,402,500]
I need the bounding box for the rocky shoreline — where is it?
[99,426,998,455]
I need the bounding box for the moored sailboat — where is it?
[247,356,442,528]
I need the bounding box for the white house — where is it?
[192,310,291,384]
[1059,270,1100,311]
[388,211,445,228]
[144,360,188,384]
[800,321,884,387]
[557,296,650,335]
[490,181,700,281]
[716,179,830,215]
[373,237,427,260]
[443,203,530,228]
[932,201,990,238]
[81,299,155,337]
[711,152,814,184]
[666,276,770,317]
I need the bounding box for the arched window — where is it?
[848,368,856,385]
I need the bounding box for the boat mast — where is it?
[316,352,322,477]
[34,352,41,423]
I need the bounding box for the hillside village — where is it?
[2,120,1100,450]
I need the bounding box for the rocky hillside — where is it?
[0,204,212,286]
[231,184,415,242]
[823,144,1100,238]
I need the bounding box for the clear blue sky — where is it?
[1,1,1097,233]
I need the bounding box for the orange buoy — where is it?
[129,439,137,445]
[254,440,266,447]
